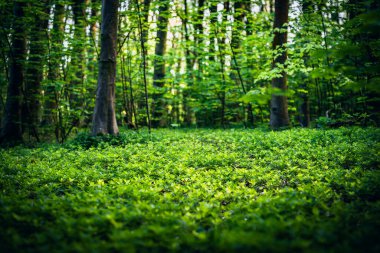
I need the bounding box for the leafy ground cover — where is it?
[0,128,379,252]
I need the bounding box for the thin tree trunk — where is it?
[0,1,27,145]
[182,0,195,126]
[70,0,87,126]
[126,53,138,130]
[232,0,254,127]
[298,0,312,127]
[120,55,130,127]
[92,0,119,135]
[269,0,290,129]
[319,4,336,112]
[136,0,151,132]
[45,2,65,141]
[209,1,217,62]
[195,0,204,78]
[88,0,100,75]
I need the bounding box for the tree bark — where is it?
[0,1,27,145]
[232,0,254,127]
[209,1,218,62]
[24,1,50,140]
[269,0,290,129]
[298,0,313,127]
[92,0,119,135]
[182,0,196,126]
[70,0,87,126]
[142,0,151,50]
[152,0,170,128]
[195,0,204,73]
[88,0,101,74]
[45,2,65,131]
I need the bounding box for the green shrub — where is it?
[0,128,379,252]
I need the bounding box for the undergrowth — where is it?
[0,128,379,252]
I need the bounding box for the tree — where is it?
[24,1,50,140]
[182,0,195,126]
[69,0,88,126]
[269,0,290,129]
[45,1,65,139]
[152,0,170,127]
[231,0,255,127]
[0,1,27,145]
[297,0,313,128]
[92,0,119,135]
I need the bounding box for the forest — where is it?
[0,0,379,252]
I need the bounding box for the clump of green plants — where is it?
[68,130,160,149]
[0,128,379,252]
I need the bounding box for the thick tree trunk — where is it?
[0,1,27,145]
[24,1,50,140]
[269,0,290,129]
[152,0,170,128]
[92,0,119,135]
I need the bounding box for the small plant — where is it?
[316,116,335,128]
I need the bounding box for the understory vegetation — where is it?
[1,128,379,252]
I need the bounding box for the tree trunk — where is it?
[298,0,313,127]
[88,0,101,75]
[142,0,151,50]
[70,0,87,126]
[182,0,196,126]
[232,0,254,127]
[24,1,50,140]
[45,2,65,135]
[269,0,290,129]
[209,1,217,62]
[92,0,119,135]
[195,0,204,75]
[152,0,170,128]
[0,1,27,145]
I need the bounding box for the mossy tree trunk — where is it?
[24,1,50,141]
[92,0,119,135]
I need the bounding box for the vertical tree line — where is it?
[0,0,378,145]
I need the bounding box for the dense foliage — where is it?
[1,128,379,252]
[0,0,379,145]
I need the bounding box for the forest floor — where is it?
[0,128,379,252]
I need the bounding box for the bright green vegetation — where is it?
[1,128,379,252]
